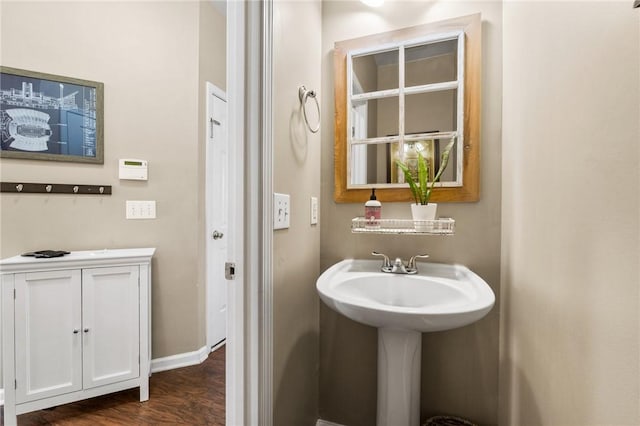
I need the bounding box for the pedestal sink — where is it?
[316,259,495,426]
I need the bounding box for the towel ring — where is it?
[298,85,320,133]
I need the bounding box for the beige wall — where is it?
[320,2,502,425]
[0,1,225,386]
[500,2,640,425]
[272,0,322,424]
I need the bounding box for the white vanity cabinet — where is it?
[1,248,154,426]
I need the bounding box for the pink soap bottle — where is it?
[364,188,381,228]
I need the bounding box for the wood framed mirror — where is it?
[333,14,481,203]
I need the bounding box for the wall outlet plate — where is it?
[273,193,290,230]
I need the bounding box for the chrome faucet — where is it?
[372,252,429,274]
[371,251,392,272]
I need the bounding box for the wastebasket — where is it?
[424,415,478,426]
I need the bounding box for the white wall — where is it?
[500,2,640,424]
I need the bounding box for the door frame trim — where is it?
[226,1,247,424]
[227,1,273,424]
[259,0,274,424]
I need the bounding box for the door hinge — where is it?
[15,379,17,389]
[14,289,16,299]
[225,262,236,280]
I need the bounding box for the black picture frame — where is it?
[0,66,104,164]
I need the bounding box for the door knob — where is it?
[212,230,224,240]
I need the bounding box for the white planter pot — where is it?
[411,203,437,232]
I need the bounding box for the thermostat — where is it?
[119,159,148,180]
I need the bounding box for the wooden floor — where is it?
[1,345,225,425]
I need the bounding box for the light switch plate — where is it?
[310,196,318,225]
[274,193,290,230]
[126,200,156,219]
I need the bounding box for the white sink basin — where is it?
[317,259,494,332]
[317,258,496,426]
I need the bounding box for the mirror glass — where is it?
[353,50,399,92]
[348,34,462,189]
[350,138,459,185]
[405,39,458,86]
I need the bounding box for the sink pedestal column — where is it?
[377,328,422,426]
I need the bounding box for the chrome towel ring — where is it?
[298,85,320,133]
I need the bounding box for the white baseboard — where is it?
[316,420,346,426]
[150,345,211,374]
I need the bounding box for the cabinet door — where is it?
[82,266,140,389]
[15,270,82,403]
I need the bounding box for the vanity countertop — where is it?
[0,248,156,272]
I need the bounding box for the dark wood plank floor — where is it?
[1,345,225,425]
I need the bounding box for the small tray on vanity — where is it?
[21,250,70,258]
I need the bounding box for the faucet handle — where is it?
[371,251,391,269]
[408,253,429,269]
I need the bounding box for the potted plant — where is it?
[395,138,455,229]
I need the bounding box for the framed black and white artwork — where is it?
[0,66,104,164]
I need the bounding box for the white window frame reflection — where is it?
[346,30,465,188]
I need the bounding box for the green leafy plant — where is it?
[395,138,456,205]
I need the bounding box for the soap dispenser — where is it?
[364,188,382,228]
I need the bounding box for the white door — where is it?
[206,82,228,350]
[15,270,82,403]
[82,266,140,389]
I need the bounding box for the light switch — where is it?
[126,200,156,219]
[310,197,318,225]
[274,193,290,230]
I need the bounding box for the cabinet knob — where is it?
[84,328,90,333]
[73,329,80,334]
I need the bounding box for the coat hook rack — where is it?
[1,182,112,195]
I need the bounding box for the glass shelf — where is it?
[351,217,455,235]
